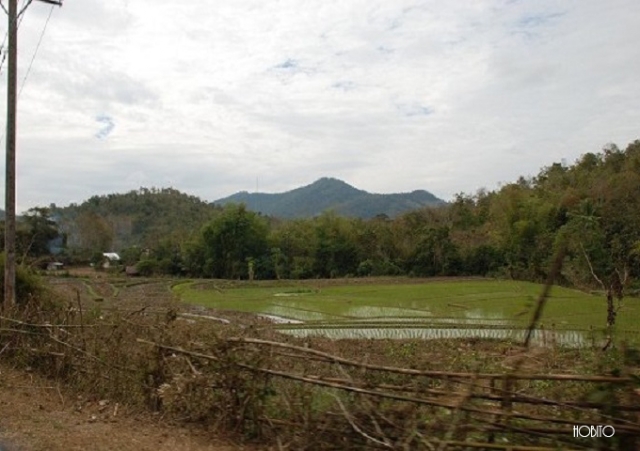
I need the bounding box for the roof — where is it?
[102,252,121,261]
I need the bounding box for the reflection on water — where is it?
[256,302,515,324]
[343,306,432,319]
[462,309,510,325]
[262,305,336,322]
[259,303,590,347]
[233,296,629,347]
[280,327,588,347]
[416,317,511,326]
[258,314,304,324]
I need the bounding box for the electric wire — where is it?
[0,1,56,148]
[0,0,33,74]
[17,3,53,98]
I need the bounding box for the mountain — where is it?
[213,177,445,218]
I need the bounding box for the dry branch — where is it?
[305,374,640,413]
[226,337,632,383]
[137,339,640,435]
[523,245,565,348]
[438,370,478,450]
[332,394,394,449]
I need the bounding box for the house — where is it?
[102,252,121,269]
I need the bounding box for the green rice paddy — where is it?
[174,278,640,344]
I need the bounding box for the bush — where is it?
[0,252,47,304]
[136,259,158,276]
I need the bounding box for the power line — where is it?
[0,0,32,17]
[0,0,55,162]
[0,0,32,74]
[18,3,53,98]
[0,1,54,146]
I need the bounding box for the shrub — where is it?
[0,252,47,304]
[136,259,158,276]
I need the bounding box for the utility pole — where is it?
[3,0,62,307]
[4,0,18,307]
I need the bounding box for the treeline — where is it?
[9,141,640,293]
[128,141,640,293]
[50,187,220,257]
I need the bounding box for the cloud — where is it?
[95,114,115,140]
[516,12,566,29]
[396,103,434,118]
[273,58,299,70]
[332,80,357,91]
[43,66,159,110]
[2,0,640,212]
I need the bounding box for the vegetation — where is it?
[50,187,219,262]
[1,276,638,450]
[3,158,640,446]
[183,204,270,279]
[178,140,640,293]
[0,252,50,303]
[0,207,64,265]
[5,140,640,302]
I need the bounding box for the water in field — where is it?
[176,279,640,345]
[278,325,591,347]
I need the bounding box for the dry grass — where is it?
[1,274,639,450]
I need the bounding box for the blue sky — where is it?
[2,0,640,210]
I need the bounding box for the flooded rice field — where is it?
[175,278,640,346]
[277,322,593,346]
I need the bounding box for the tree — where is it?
[19,207,62,258]
[407,226,461,276]
[488,183,557,280]
[198,204,269,279]
[268,218,317,279]
[51,187,219,253]
[353,216,402,276]
[75,212,114,256]
[312,212,358,278]
[560,142,640,294]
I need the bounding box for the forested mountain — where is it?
[213,177,445,218]
[50,188,219,256]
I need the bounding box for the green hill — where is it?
[52,188,219,252]
[213,177,445,218]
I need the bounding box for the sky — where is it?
[1,0,639,211]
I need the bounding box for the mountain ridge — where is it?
[213,177,445,218]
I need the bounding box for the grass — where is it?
[174,278,640,343]
[6,275,637,449]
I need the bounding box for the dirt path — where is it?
[0,363,259,451]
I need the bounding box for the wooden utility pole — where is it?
[3,0,62,307]
[4,0,18,307]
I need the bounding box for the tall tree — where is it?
[75,212,114,256]
[313,212,359,278]
[198,204,269,279]
[269,218,317,279]
[19,207,62,258]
